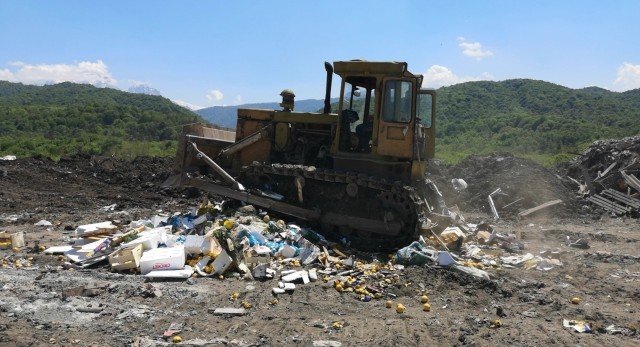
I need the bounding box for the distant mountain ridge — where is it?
[196,98,338,128]
[127,84,161,96]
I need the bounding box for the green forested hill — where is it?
[0,81,204,158]
[434,79,640,163]
[1,79,638,163]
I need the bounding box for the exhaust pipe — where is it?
[323,61,333,114]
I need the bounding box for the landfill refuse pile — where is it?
[2,155,640,346]
[440,153,576,218]
[565,136,640,216]
[36,199,573,300]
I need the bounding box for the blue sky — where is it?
[1,1,640,109]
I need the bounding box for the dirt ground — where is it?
[1,156,639,346]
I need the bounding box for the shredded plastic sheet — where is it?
[396,241,437,265]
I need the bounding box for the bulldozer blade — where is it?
[161,174,182,188]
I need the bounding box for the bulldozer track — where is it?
[242,162,431,251]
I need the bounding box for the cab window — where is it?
[417,92,433,128]
[382,80,412,123]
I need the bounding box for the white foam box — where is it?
[139,245,186,275]
[122,226,170,251]
[212,249,233,275]
[145,265,194,279]
[184,235,205,255]
[75,221,117,237]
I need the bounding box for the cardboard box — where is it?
[109,244,143,271]
[0,231,25,249]
[0,233,11,249]
[139,246,185,275]
[203,236,223,257]
[243,245,271,265]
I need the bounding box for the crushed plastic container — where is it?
[236,225,267,246]
[396,241,437,265]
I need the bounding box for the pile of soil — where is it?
[1,153,580,220]
[0,155,182,215]
[436,153,577,217]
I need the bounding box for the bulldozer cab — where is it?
[331,61,436,180]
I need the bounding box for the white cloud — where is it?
[422,65,493,88]
[235,95,243,104]
[0,60,117,86]
[0,69,13,81]
[172,99,204,111]
[612,62,640,91]
[206,89,224,104]
[457,37,493,60]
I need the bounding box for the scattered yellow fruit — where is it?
[335,283,344,292]
[241,301,252,309]
[171,335,182,343]
[385,300,393,308]
[490,319,502,328]
[269,298,278,305]
[223,220,235,230]
[420,295,429,303]
[332,321,343,330]
[571,297,581,305]
[423,303,431,312]
[396,303,405,314]
[230,292,240,300]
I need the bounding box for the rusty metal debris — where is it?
[567,136,640,216]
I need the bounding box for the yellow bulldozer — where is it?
[166,60,445,250]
